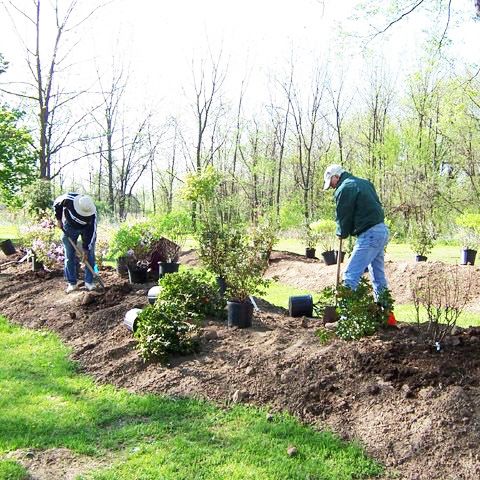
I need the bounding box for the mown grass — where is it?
[0,316,382,479]
[0,459,28,480]
[0,225,20,241]
[275,238,464,265]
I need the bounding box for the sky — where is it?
[0,0,478,186]
[1,0,477,116]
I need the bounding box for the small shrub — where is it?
[108,222,152,260]
[335,279,393,341]
[455,213,480,249]
[309,219,336,252]
[19,217,64,269]
[134,299,200,361]
[410,266,473,345]
[315,327,335,344]
[409,221,435,257]
[22,179,53,219]
[223,230,270,303]
[158,269,225,319]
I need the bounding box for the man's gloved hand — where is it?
[82,249,89,262]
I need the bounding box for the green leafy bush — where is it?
[158,269,225,319]
[108,221,153,262]
[223,229,270,303]
[409,222,435,257]
[134,299,200,361]
[335,279,394,341]
[455,213,480,249]
[196,221,243,278]
[22,179,53,219]
[19,218,63,269]
[309,219,336,251]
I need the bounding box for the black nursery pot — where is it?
[321,250,337,266]
[415,255,428,262]
[0,239,16,256]
[288,294,313,317]
[227,300,253,328]
[216,276,227,296]
[305,247,316,259]
[158,261,180,277]
[461,249,477,266]
[127,266,148,284]
[335,250,346,263]
[116,256,129,277]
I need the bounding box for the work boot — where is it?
[85,282,96,291]
[66,283,78,293]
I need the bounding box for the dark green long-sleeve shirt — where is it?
[334,172,384,238]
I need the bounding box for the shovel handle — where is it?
[335,237,343,290]
[65,234,105,289]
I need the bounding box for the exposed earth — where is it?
[1,250,480,479]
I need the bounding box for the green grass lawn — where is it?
[0,225,20,241]
[275,238,464,264]
[0,315,382,480]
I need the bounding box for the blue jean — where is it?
[62,223,95,285]
[343,223,389,299]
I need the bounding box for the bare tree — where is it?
[284,66,328,222]
[90,61,127,213]
[1,0,108,179]
[189,52,226,227]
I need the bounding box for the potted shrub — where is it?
[222,230,270,328]
[310,219,337,265]
[409,222,434,262]
[196,219,243,295]
[150,211,192,278]
[304,224,319,259]
[455,213,480,265]
[109,222,152,277]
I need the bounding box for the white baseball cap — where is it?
[323,164,345,190]
[73,194,96,217]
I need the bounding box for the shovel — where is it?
[322,237,342,323]
[65,235,105,291]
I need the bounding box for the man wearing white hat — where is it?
[323,164,389,300]
[53,192,97,293]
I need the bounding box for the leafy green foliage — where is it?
[22,179,53,219]
[0,109,37,208]
[455,213,480,249]
[409,221,435,257]
[182,165,221,203]
[19,218,64,269]
[157,269,225,319]
[309,219,336,251]
[335,279,394,341]
[314,327,335,344]
[196,220,243,277]
[134,300,200,361]
[222,228,271,302]
[108,221,153,260]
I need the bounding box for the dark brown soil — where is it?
[1,250,480,480]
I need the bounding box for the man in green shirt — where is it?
[323,164,389,299]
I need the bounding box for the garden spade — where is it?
[65,235,105,291]
[322,237,342,323]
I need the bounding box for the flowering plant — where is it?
[20,218,64,269]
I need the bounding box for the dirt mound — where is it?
[1,252,480,479]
